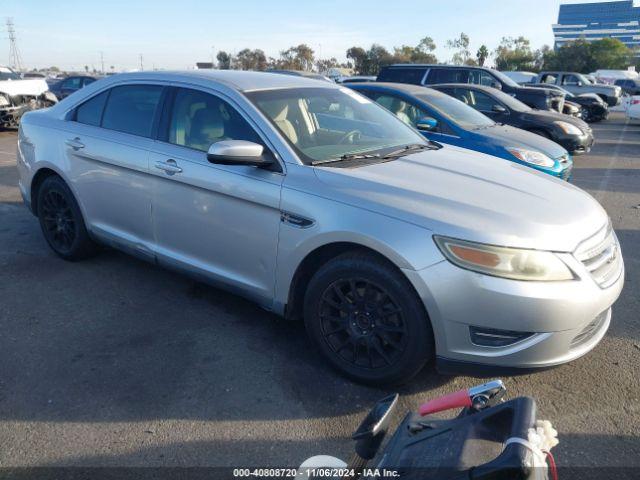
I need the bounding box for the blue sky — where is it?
[1,0,631,71]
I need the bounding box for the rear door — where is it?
[148,86,283,306]
[61,83,164,259]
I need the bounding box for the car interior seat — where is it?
[389,98,412,125]
[188,108,226,151]
[262,100,299,144]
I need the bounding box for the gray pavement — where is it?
[0,113,638,470]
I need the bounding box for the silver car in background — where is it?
[17,71,624,384]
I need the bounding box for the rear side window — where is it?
[101,85,163,137]
[377,68,427,85]
[426,68,468,84]
[75,90,109,127]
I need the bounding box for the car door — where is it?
[148,86,283,306]
[62,83,164,259]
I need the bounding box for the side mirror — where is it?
[415,116,438,131]
[207,140,272,167]
[577,81,583,86]
[491,81,503,91]
[492,104,508,114]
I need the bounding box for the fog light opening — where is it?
[469,326,534,347]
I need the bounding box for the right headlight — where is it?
[554,121,583,136]
[0,94,9,107]
[505,147,555,168]
[434,236,575,281]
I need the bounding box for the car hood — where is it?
[313,145,607,252]
[523,109,590,131]
[477,124,567,158]
[0,78,48,97]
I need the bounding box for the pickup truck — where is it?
[0,65,57,128]
[377,65,565,113]
[536,71,622,107]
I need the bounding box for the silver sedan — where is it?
[16,71,624,384]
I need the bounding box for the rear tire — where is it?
[37,175,99,261]
[303,251,434,385]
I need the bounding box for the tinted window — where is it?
[167,88,261,151]
[426,68,468,84]
[83,77,96,87]
[75,90,109,127]
[377,68,427,85]
[102,85,163,137]
[62,77,83,90]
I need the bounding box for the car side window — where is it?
[167,88,261,152]
[101,85,163,137]
[453,88,501,113]
[540,74,556,84]
[562,75,580,86]
[62,77,82,90]
[83,77,96,87]
[427,69,468,84]
[74,90,109,127]
[374,94,431,129]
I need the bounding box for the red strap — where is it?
[418,389,472,416]
[545,451,558,480]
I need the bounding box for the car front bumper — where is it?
[554,131,594,155]
[403,243,624,374]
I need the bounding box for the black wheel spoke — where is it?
[320,277,407,369]
[41,189,77,253]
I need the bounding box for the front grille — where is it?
[575,226,622,288]
[571,310,609,348]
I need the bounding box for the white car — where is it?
[0,65,57,128]
[627,96,640,120]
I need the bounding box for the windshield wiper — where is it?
[311,153,380,165]
[382,142,440,159]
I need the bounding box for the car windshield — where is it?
[0,66,21,81]
[246,87,426,164]
[415,92,495,130]
[490,69,520,88]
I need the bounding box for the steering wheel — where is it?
[338,130,362,145]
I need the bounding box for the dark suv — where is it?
[377,65,564,113]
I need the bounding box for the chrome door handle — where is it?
[155,159,182,175]
[65,137,85,150]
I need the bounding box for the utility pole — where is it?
[139,54,144,71]
[99,51,105,74]
[6,18,24,71]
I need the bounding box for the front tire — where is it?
[37,175,99,261]
[303,251,434,385]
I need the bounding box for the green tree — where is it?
[476,45,489,67]
[544,39,594,72]
[346,47,368,74]
[234,48,267,70]
[447,33,472,65]
[494,36,535,71]
[278,44,315,71]
[412,36,437,63]
[315,57,340,73]
[216,51,232,70]
[589,38,632,70]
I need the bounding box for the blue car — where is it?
[348,82,572,180]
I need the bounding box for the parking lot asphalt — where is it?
[0,113,638,471]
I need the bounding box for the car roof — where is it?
[98,70,337,92]
[429,83,498,93]
[350,81,447,98]
[383,64,490,71]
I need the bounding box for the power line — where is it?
[6,18,24,71]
